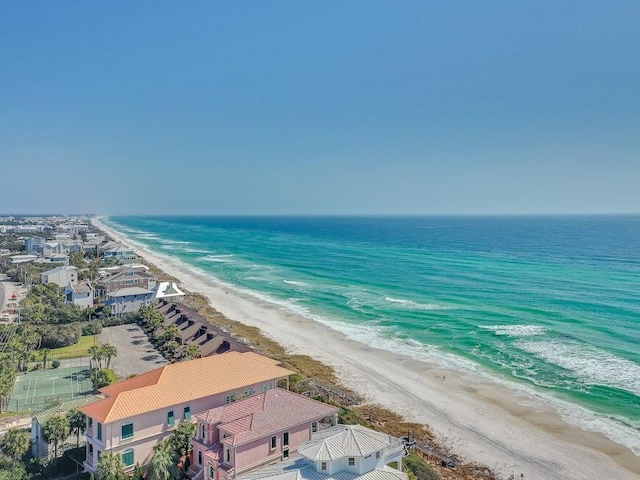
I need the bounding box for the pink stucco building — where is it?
[80,351,293,474]
[191,388,339,480]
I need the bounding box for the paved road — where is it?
[98,324,168,380]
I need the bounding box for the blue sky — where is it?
[1,1,638,215]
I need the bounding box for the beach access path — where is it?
[93,217,640,480]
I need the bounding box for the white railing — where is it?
[383,440,406,462]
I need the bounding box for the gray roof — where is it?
[108,286,153,297]
[298,425,396,461]
[238,458,407,480]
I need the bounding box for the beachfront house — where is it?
[79,352,293,475]
[191,388,338,480]
[95,265,157,297]
[238,425,408,480]
[105,286,155,315]
[102,243,135,262]
[41,265,78,287]
[64,281,94,308]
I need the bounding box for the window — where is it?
[167,410,175,426]
[376,451,380,459]
[209,465,215,479]
[263,382,273,392]
[88,443,93,456]
[311,421,317,433]
[348,457,355,466]
[270,436,277,450]
[200,423,206,440]
[226,448,231,463]
[283,449,289,459]
[243,387,254,397]
[122,449,134,467]
[97,423,102,441]
[121,422,133,440]
[321,462,327,471]
[225,393,236,404]
[283,432,289,447]
[183,406,191,421]
[198,451,203,465]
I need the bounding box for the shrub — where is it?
[92,368,117,388]
[38,324,81,349]
[403,452,441,480]
[51,360,60,369]
[81,321,102,336]
[102,313,137,327]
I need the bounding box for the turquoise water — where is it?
[104,215,640,452]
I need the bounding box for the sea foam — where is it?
[384,297,454,311]
[480,324,547,337]
[516,339,640,396]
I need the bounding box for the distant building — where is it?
[25,236,45,253]
[192,388,338,480]
[65,281,94,308]
[102,244,135,262]
[105,286,155,315]
[10,254,38,264]
[41,265,78,287]
[48,253,70,265]
[80,352,294,475]
[95,265,156,297]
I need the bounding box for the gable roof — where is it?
[196,388,337,447]
[80,351,293,424]
[298,425,396,461]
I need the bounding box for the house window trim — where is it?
[348,457,355,466]
[270,435,277,450]
[96,422,103,441]
[208,464,215,479]
[198,450,203,465]
[121,448,134,467]
[225,393,236,405]
[200,423,206,441]
[321,461,327,471]
[183,406,191,421]
[226,448,231,464]
[311,421,318,433]
[167,410,175,427]
[283,431,289,447]
[121,421,134,441]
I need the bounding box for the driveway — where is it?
[98,324,168,379]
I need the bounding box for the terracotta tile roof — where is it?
[196,388,338,447]
[80,352,293,424]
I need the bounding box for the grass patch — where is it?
[36,335,98,360]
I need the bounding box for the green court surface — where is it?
[10,366,94,413]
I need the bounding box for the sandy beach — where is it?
[93,217,640,480]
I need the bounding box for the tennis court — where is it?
[10,366,94,412]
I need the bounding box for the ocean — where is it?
[104,215,640,454]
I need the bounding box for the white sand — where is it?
[94,217,640,480]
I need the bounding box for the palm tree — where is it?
[101,344,118,369]
[43,414,70,458]
[41,348,51,369]
[146,439,180,480]
[66,408,86,447]
[88,344,103,370]
[0,428,30,466]
[96,451,125,480]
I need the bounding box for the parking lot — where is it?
[98,324,168,379]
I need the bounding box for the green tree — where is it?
[0,428,30,467]
[181,344,200,361]
[101,344,118,369]
[66,408,87,448]
[95,451,126,480]
[146,439,180,480]
[41,348,51,369]
[89,344,104,370]
[43,413,70,458]
[92,368,117,389]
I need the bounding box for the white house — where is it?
[239,425,408,480]
[65,281,94,308]
[41,265,78,287]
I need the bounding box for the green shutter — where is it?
[122,449,134,467]
[121,423,133,439]
[168,410,175,426]
[97,423,102,441]
[184,406,191,421]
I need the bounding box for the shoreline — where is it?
[93,216,640,480]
